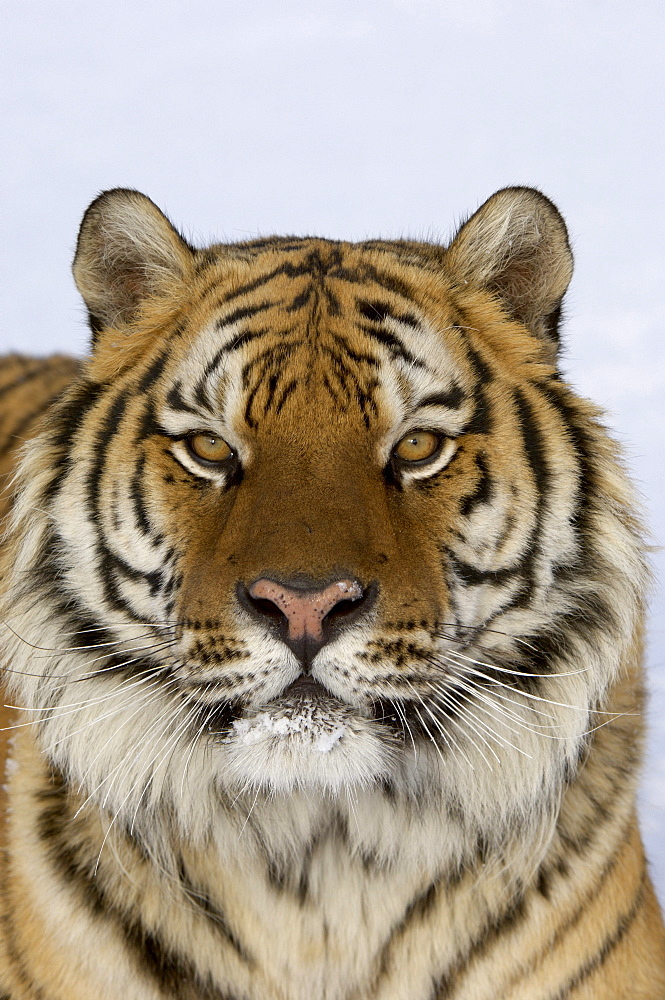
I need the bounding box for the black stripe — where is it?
[135,350,169,393]
[418,386,466,410]
[432,894,529,998]
[359,324,424,367]
[135,399,162,441]
[448,552,518,587]
[286,287,312,311]
[218,258,324,305]
[240,339,303,387]
[357,298,420,329]
[521,596,620,679]
[85,388,148,620]
[463,339,493,385]
[513,388,549,499]
[189,320,273,407]
[166,381,199,415]
[378,875,441,966]
[43,380,105,501]
[461,343,493,435]
[212,268,287,305]
[87,389,132,501]
[274,378,299,414]
[547,869,647,1000]
[329,334,381,369]
[48,381,103,452]
[507,822,632,990]
[511,387,549,585]
[261,371,281,415]
[104,543,165,597]
[129,453,161,538]
[215,301,274,330]
[36,772,251,997]
[330,261,416,300]
[176,859,255,963]
[324,286,341,315]
[322,372,343,407]
[243,381,261,429]
[532,379,595,545]
[214,325,275,358]
[459,452,493,516]
[56,606,118,656]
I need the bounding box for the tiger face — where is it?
[2,188,644,861]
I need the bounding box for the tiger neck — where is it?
[6,657,643,1000]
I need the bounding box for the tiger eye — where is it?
[393,431,441,463]
[187,432,233,464]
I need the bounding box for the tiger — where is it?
[0,185,662,1000]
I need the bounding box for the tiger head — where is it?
[2,188,645,860]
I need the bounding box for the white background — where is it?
[2,0,664,897]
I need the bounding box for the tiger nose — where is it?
[247,578,364,644]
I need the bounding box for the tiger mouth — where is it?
[281,674,331,700]
[190,672,411,744]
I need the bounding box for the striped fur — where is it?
[0,188,663,998]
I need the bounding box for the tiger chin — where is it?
[0,187,663,999]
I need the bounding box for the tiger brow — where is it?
[416,387,467,411]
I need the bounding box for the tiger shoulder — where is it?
[0,186,663,999]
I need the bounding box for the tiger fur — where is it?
[0,187,663,999]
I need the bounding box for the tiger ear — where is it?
[73,189,194,339]
[446,187,573,353]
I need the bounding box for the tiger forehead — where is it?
[170,241,469,430]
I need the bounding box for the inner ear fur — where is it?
[73,188,195,339]
[446,187,573,351]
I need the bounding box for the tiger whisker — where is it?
[425,654,559,722]
[128,695,205,836]
[442,646,589,681]
[60,622,177,635]
[433,654,630,717]
[424,680,502,765]
[430,680,538,756]
[437,667,561,728]
[0,636,176,689]
[4,663,172,713]
[66,637,178,674]
[402,677,474,770]
[426,678,523,765]
[238,781,264,839]
[411,703,462,770]
[1,618,177,657]
[93,699,197,873]
[180,686,214,799]
[381,686,418,759]
[77,684,185,796]
[72,679,185,809]
[98,690,196,814]
[40,676,176,754]
[451,674,576,732]
[433,624,540,653]
[463,666,634,719]
[450,674,627,742]
[32,632,172,658]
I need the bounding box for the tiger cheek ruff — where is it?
[0,187,663,999]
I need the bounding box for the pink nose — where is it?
[248,578,364,642]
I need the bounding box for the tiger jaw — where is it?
[219,682,399,793]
